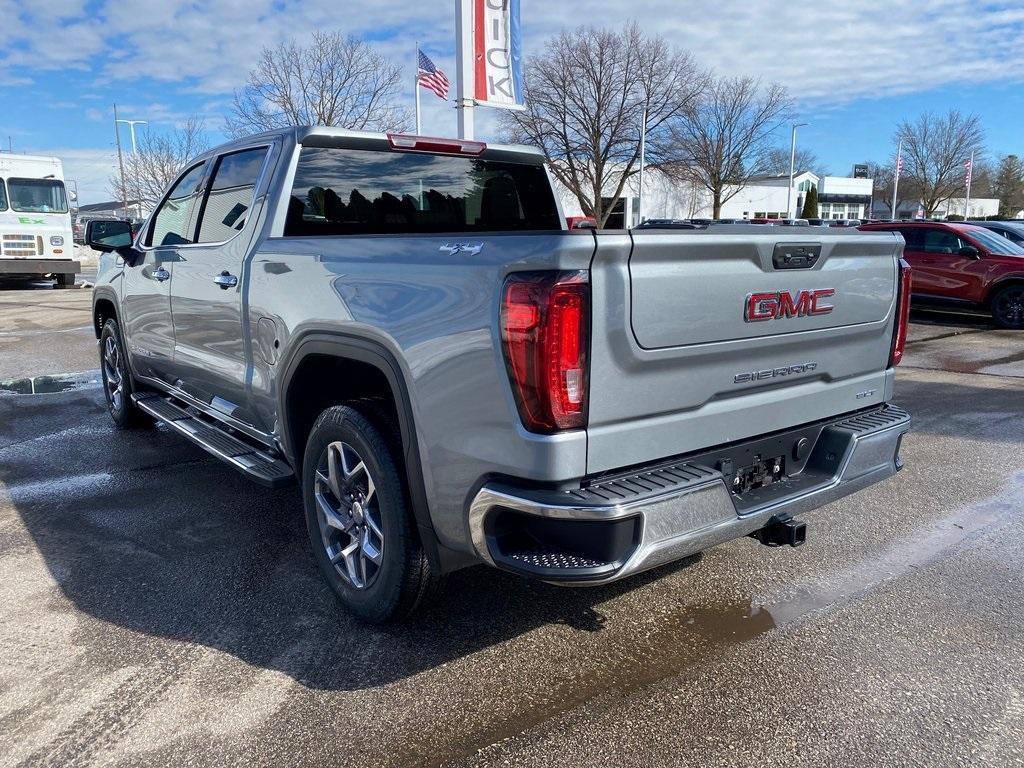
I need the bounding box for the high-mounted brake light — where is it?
[889,258,912,367]
[387,133,486,156]
[501,271,590,433]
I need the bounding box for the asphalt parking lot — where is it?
[1,289,1022,767]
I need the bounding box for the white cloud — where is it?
[7,1,1024,200]
[46,148,118,205]
[3,0,1024,105]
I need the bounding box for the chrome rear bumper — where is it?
[468,405,910,585]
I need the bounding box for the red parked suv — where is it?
[860,221,1024,328]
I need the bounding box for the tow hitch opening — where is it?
[751,514,807,548]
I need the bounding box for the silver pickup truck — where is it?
[88,127,911,622]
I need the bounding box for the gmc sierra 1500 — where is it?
[88,127,911,622]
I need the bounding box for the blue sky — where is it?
[2,0,1023,203]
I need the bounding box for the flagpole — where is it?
[964,150,974,219]
[415,41,422,135]
[891,138,902,222]
[455,0,474,140]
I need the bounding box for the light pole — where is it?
[113,104,129,219]
[455,0,474,140]
[116,119,147,153]
[787,122,808,219]
[116,118,147,218]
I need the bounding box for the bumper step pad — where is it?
[133,393,294,488]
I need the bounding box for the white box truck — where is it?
[0,154,78,285]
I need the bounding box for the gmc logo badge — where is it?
[745,289,835,322]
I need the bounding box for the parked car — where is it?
[88,127,912,622]
[566,216,596,230]
[967,220,1024,247]
[777,219,810,227]
[860,220,1024,328]
[634,219,701,229]
[829,219,862,228]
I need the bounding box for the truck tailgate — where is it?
[586,228,902,474]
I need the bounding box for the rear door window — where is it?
[147,162,207,247]
[194,147,268,244]
[284,146,561,236]
[895,227,924,250]
[922,229,963,254]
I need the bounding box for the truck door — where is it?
[122,161,207,383]
[167,146,270,425]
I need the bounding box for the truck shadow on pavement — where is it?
[1,389,699,692]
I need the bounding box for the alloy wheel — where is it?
[102,334,124,411]
[993,286,1024,328]
[314,441,385,590]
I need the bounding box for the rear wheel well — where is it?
[93,298,117,338]
[986,278,1024,306]
[284,354,403,471]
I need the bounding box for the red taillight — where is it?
[387,133,486,155]
[501,271,590,432]
[890,258,912,367]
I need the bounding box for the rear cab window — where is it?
[0,179,7,211]
[283,146,561,236]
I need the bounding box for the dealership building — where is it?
[556,167,875,226]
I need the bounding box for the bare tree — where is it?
[663,76,792,218]
[895,110,985,217]
[108,117,209,211]
[500,24,704,227]
[226,31,410,138]
[763,145,821,176]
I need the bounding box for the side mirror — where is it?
[958,245,981,259]
[86,219,133,253]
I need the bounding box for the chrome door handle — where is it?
[213,271,238,289]
[153,267,170,282]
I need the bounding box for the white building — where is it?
[935,197,1000,219]
[871,197,1003,220]
[555,167,874,225]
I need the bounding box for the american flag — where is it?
[895,152,903,176]
[964,156,973,185]
[418,50,450,100]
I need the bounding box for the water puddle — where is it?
[0,370,101,395]
[409,473,1024,768]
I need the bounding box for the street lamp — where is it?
[115,119,147,153]
[115,118,147,218]
[787,122,808,219]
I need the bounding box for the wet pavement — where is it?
[0,285,97,380]
[0,286,1022,767]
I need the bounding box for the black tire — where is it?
[55,273,75,288]
[990,284,1024,330]
[302,404,434,623]
[98,319,152,429]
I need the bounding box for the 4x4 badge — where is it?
[439,243,483,256]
